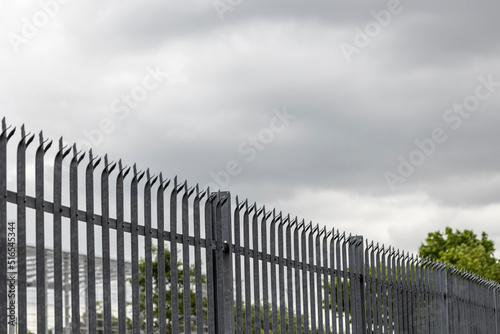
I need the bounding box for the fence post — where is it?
[0,119,15,334]
[494,286,498,334]
[352,235,366,334]
[212,191,234,333]
[442,264,449,334]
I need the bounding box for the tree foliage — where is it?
[419,227,500,282]
[237,302,297,333]
[127,246,206,333]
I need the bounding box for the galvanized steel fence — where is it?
[1,118,500,333]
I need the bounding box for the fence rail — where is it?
[1,118,499,333]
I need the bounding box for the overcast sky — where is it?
[1,0,500,256]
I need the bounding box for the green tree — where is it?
[127,246,206,333]
[419,227,500,282]
[237,302,297,333]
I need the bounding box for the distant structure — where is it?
[10,245,132,334]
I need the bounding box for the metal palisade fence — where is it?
[1,117,500,334]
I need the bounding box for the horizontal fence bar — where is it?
[5,189,213,247]
[4,190,381,278]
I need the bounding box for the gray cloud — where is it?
[2,0,500,252]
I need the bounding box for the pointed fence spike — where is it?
[7,126,15,139]
[26,132,35,147]
[312,224,318,234]
[44,139,52,152]
[297,220,304,230]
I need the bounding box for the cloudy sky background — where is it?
[1,0,500,256]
